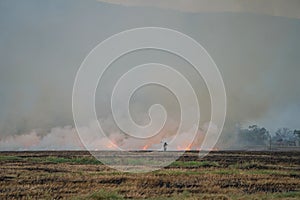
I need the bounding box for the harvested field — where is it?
[0,151,299,199]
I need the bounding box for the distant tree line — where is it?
[238,125,300,148]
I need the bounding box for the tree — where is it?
[273,128,296,142]
[239,125,269,146]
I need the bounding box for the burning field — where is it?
[0,151,299,199]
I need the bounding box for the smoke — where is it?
[0,0,300,150]
[0,120,211,151]
[97,0,300,19]
[0,126,79,151]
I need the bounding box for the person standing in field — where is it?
[163,142,168,151]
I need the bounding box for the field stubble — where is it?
[0,151,299,200]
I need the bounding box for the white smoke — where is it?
[1,0,300,150]
[0,120,217,151]
[97,0,300,19]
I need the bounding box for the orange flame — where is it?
[142,144,149,150]
[177,143,193,151]
[106,141,117,149]
[186,143,192,151]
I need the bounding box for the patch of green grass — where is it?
[0,155,22,161]
[230,161,276,170]
[169,161,219,168]
[103,157,163,166]
[46,157,102,165]
[272,191,300,198]
[28,156,102,165]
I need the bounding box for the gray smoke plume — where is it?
[0,0,299,150]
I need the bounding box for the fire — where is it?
[185,143,192,151]
[142,144,149,150]
[177,143,193,151]
[106,141,117,150]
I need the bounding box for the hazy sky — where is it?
[0,0,300,150]
[98,0,300,19]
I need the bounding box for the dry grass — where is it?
[0,151,299,199]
